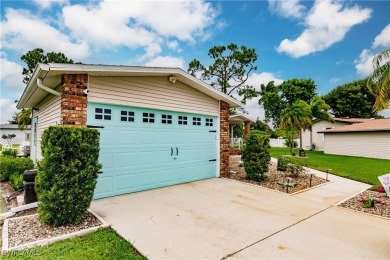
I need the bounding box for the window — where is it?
[95,108,111,120]
[121,111,135,122]
[192,117,201,126]
[162,114,172,124]
[143,112,155,123]
[25,133,31,141]
[178,116,187,125]
[206,118,213,126]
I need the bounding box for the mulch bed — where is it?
[228,156,327,194]
[7,211,102,248]
[338,190,389,219]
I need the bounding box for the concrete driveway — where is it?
[91,178,389,259]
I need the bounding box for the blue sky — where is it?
[1,0,389,123]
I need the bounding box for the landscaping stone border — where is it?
[1,208,109,255]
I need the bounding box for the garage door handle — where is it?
[87,125,104,129]
[171,148,173,156]
[209,159,216,162]
[176,147,179,156]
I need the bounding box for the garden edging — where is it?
[2,208,109,255]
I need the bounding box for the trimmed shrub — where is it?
[287,163,308,178]
[277,156,290,171]
[242,134,271,181]
[1,148,17,158]
[9,173,24,191]
[0,156,34,181]
[36,126,102,226]
[250,130,268,136]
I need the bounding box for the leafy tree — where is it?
[279,100,312,154]
[2,134,16,145]
[242,134,271,181]
[367,48,390,111]
[188,43,258,103]
[16,109,32,130]
[259,78,317,128]
[21,48,74,84]
[251,119,271,132]
[324,79,381,118]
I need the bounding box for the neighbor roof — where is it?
[17,63,243,109]
[333,118,372,124]
[229,114,256,124]
[318,118,390,133]
[0,124,31,130]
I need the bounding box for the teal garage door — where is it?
[87,102,218,199]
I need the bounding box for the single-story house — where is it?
[16,63,242,199]
[301,118,370,151]
[228,114,255,155]
[0,124,31,146]
[318,118,390,160]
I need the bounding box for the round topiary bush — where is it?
[242,133,271,181]
[36,126,102,226]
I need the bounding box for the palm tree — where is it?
[17,108,32,130]
[308,96,334,149]
[367,48,390,111]
[280,100,312,155]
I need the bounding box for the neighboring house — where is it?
[318,118,390,160]
[16,63,242,199]
[301,118,370,151]
[0,124,31,146]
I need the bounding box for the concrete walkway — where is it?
[91,168,389,259]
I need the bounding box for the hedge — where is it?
[36,126,102,226]
[242,133,271,181]
[0,156,34,181]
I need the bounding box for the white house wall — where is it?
[301,121,347,151]
[88,76,220,116]
[34,90,61,161]
[323,132,390,160]
[0,128,30,145]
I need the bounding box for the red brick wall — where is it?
[61,74,88,126]
[229,148,241,156]
[220,101,230,177]
[244,120,250,136]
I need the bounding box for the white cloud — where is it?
[144,56,185,69]
[0,99,18,124]
[62,0,217,49]
[373,23,390,48]
[32,0,68,9]
[0,59,24,89]
[329,77,340,84]
[355,49,374,76]
[268,0,306,19]
[139,43,162,61]
[335,60,344,65]
[167,40,179,50]
[0,8,89,60]
[277,0,372,58]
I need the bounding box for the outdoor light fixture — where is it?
[168,75,177,84]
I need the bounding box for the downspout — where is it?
[37,78,60,96]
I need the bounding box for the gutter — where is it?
[37,78,60,96]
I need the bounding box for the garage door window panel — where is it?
[162,114,172,124]
[121,111,135,122]
[193,117,201,126]
[95,108,112,120]
[178,116,188,125]
[143,113,155,123]
[206,118,213,126]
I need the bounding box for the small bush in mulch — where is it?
[338,190,389,219]
[229,156,327,193]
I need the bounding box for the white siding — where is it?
[88,76,219,116]
[301,121,347,151]
[34,93,61,161]
[324,132,390,160]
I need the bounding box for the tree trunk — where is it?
[299,129,303,149]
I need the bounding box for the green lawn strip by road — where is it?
[3,228,145,260]
[270,147,390,188]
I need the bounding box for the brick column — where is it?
[244,120,250,136]
[61,74,88,126]
[220,101,230,178]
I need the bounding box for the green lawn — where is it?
[3,228,145,259]
[270,147,390,188]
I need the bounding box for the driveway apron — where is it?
[91,177,389,259]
